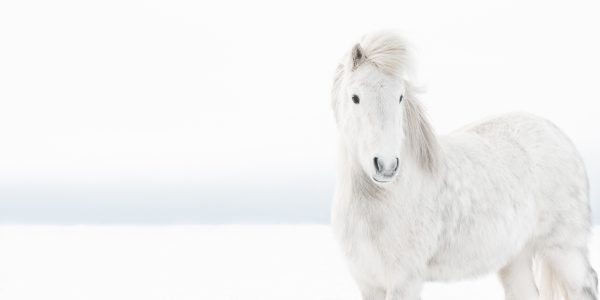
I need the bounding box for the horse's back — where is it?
[460,112,586,187]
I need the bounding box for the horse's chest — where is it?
[333,202,400,286]
[338,222,390,285]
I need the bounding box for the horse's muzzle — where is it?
[372,157,399,183]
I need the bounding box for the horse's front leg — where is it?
[358,283,386,300]
[385,276,422,300]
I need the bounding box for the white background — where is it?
[0,0,599,223]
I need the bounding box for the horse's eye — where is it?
[399,94,404,103]
[352,95,360,104]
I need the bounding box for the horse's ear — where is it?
[351,43,366,70]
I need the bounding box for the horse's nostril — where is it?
[374,157,399,175]
[374,157,382,172]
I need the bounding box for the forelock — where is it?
[358,31,411,77]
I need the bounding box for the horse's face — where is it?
[336,60,406,184]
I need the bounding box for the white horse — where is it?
[331,31,597,300]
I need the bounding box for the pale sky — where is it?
[0,0,598,223]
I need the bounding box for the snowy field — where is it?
[0,225,598,300]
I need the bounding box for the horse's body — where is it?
[331,32,597,300]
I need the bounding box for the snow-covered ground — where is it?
[0,225,597,300]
